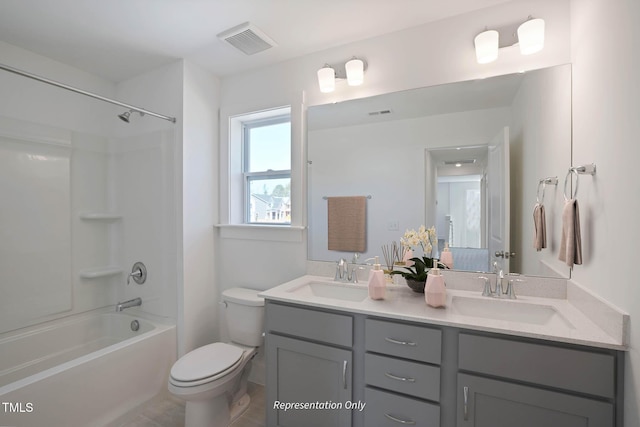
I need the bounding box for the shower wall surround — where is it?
[0,42,179,335]
[0,117,72,332]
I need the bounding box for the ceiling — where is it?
[0,0,511,83]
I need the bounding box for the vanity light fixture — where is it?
[317,57,367,93]
[317,65,336,93]
[474,16,545,64]
[345,57,364,86]
[474,29,499,64]
[517,17,545,55]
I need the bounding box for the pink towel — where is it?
[327,196,367,252]
[533,203,547,252]
[559,199,582,267]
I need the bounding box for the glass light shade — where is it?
[474,30,499,64]
[518,18,545,55]
[317,66,335,93]
[345,58,364,86]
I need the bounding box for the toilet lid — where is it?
[170,343,244,382]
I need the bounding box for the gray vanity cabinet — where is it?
[363,318,442,427]
[457,373,613,427]
[264,299,623,427]
[456,333,618,427]
[265,302,354,427]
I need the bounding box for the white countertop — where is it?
[260,275,628,351]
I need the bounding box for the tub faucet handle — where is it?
[127,262,147,285]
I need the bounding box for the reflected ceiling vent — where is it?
[444,159,476,166]
[217,22,277,55]
[368,109,392,116]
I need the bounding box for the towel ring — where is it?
[536,177,557,204]
[536,181,546,204]
[563,169,579,201]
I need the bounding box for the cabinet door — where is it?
[266,333,352,427]
[457,374,613,427]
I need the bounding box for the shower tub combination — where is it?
[0,309,176,427]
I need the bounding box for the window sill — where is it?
[214,224,305,242]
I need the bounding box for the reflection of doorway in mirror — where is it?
[437,176,482,247]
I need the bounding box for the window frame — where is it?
[241,114,291,225]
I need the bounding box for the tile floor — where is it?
[120,382,265,427]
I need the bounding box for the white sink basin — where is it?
[286,281,369,302]
[451,296,575,329]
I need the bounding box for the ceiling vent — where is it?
[217,22,277,55]
[368,109,392,116]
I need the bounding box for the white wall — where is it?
[218,0,572,297]
[510,65,572,277]
[570,0,640,424]
[180,61,220,354]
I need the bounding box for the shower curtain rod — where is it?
[0,63,177,123]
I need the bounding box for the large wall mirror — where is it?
[307,64,572,278]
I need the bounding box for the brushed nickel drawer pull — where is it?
[384,413,417,425]
[384,337,417,346]
[384,372,416,382]
[342,360,348,389]
[463,386,469,421]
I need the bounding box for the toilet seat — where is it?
[170,342,244,387]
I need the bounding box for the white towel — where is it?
[559,199,583,267]
[533,203,547,252]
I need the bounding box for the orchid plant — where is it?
[392,225,446,281]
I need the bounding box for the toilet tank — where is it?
[222,288,265,347]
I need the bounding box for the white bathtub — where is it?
[0,309,176,427]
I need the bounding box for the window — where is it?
[242,114,291,224]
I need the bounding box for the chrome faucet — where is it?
[116,297,142,312]
[495,269,505,298]
[478,267,524,299]
[334,258,347,281]
[334,254,362,283]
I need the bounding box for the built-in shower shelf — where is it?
[79,213,122,221]
[79,267,123,279]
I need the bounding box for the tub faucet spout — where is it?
[116,297,142,312]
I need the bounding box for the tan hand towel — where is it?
[533,203,547,251]
[327,196,367,252]
[559,199,583,267]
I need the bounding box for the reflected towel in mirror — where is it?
[533,203,547,251]
[559,199,582,267]
[327,196,367,252]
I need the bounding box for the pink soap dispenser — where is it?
[368,256,386,300]
[440,243,454,269]
[425,262,447,308]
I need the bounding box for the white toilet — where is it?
[168,287,265,427]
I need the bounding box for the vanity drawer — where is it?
[458,333,616,398]
[365,318,441,364]
[364,387,440,427]
[365,353,440,401]
[266,303,352,347]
